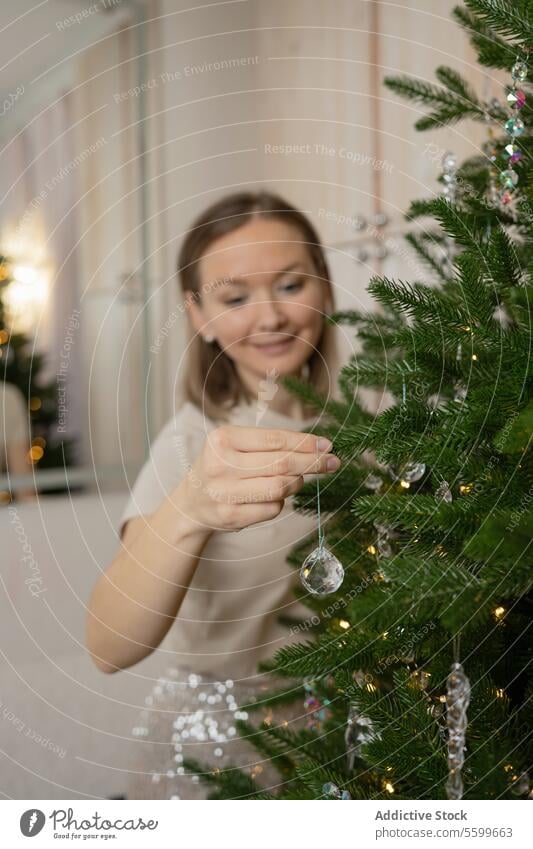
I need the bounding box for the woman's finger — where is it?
[206,474,305,504]
[219,449,340,477]
[211,425,332,455]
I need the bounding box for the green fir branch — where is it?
[463,0,533,45]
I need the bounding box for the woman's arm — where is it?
[85,482,213,673]
[86,423,339,674]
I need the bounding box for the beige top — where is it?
[118,398,330,682]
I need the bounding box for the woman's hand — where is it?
[175,426,341,534]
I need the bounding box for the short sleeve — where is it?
[118,402,211,539]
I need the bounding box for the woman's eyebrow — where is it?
[222,263,304,287]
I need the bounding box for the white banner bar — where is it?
[2,798,531,848]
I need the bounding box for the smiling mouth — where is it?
[251,338,295,352]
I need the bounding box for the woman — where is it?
[86,190,343,798]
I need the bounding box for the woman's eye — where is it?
[223,279,304,306]
[281,279,304,293]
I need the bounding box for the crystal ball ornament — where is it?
[500,169,519,189]
[507,88,526,109]
[300,543,345,596]
[505,116,524,137]
[511,60,528,82]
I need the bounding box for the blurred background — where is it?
[0,0,501,799]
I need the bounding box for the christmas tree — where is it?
[184,0,532,800]
[0,255,76,497]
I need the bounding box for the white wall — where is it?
[1,0,504,471]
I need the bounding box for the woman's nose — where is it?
[256,297,286,329]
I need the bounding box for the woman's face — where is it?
[187,217,332,385]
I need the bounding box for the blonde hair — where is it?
[177,190,339,422]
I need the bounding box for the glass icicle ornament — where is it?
[299,458,345,596]
[345,704,375,770]
[445,661,471,800]
[453,342,467,402]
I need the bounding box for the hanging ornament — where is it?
[511,60,528,82]
[348,212,391,265]
[441,150,458,203]
[502,142,522,164]
[377,536,393,558]
[429,697,448,741]
[496,54,528,207]
[482,54,528,213]
[505,116,524,137]
[400,461,426,483]
[364,473,383,492]
[435,480,453,504]
[483,113,501,209]
[453,342,468,403]
[492,304,513,328]
[345,704,375,770]
[507,89,526,109]
[300,543,345,596]
[373,521,399,559]
[499,168,519,189]
[300,461,345,596]
[453,382,468,402]
[439,151,459,272]
[302,678,333,731]
[322,782,351,799]
[445,661,471,800]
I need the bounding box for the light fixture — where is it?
[3,262,48,333]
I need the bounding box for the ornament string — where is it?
[452,632,461,664]
[316,445,325,552]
